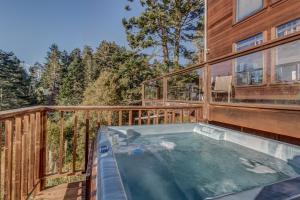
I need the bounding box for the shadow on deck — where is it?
[34,181,86,200]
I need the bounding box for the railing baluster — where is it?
[164,110,168,124]
[22,116,29,197]
[138,110,142,125]
[198,108,202,122]
[108,111,112,126]
[35,112,41,185]
[72,112,78,174]
[85,111,90,172]
[172,110,176,123]
[119,111,122,126]
[59,111,64,174]
[180,109,184,123]
[195,109,199,122]
[4,119,13,200]
[0,122,2,200]
[40,111,47,192]
[129,110,133,126]
[97,111,101,130]
[29,114,35,192]
[14,117,22,200]
[147,111,150,125]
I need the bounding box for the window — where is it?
[235,52,264,86]
[236,0,264,22]
[167,69,204,101]
[236,33,263,51]
[274,40,300,82]
[277,18,300,38]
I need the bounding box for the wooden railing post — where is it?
[108,111,112,126]
[35,112,41,187]
[119,111,122,126]
[180,109,184,123]
[138,110,142,125]
[129,110,133,126]
[4,119,13,200]
[29,114,36,192]
[172,110,175,123]
[14,117,22,200]
[21,116,29,198]
[164,110,168,124]
[59,111,64,174]
[39,111,47,192]
[97,111,101,130]
[72,112,78,174]
[85,111,90,172]
[147,111,151,125]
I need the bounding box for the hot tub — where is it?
[97,123,300,200]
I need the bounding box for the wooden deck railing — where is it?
[0,105,203,200]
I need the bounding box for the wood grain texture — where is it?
[4,120,13,200]
[207,0,300,60]
[14,117,22,200]
[34,181,85,200]
[209,104,300,137]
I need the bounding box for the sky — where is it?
[0,0,142,65]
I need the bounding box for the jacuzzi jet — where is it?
[100,145,109,153]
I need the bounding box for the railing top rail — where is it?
[46,105,202,111]
[0,106,46,120]
[0,105,203,120]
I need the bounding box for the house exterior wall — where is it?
[207,0,300,60]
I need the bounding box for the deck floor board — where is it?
[34,181,85,200]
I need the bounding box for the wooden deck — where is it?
[34,181,85,200]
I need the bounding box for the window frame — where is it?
[234,0,265,23]
[275,18,300,39]
[234,32,264,52]
[271,41,300,84]
[233,51,266,87]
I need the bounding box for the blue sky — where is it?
[0,0,142,65]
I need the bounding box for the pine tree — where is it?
[28,62,44,104]
[0,50,31,110]
[82,46,95,86]
[41,44,62,105]
[123,0,205,71]
[58,48,85,105]
[83,43,154,106]
[93,41,127,74]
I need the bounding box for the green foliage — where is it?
[0,50,32,110]
[28,62,44,104]
[123,0,205,71]
[93,41,127,73]
[82,46,96,86]
[58,49,85,105]
[40,44,63,105]
[83,42,154,106]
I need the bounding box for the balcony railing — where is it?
[142,32,300,143]
[0,105,203,200]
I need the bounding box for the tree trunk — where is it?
[174,25,181,70]
[160,21,170,72]
[174,1,182,70]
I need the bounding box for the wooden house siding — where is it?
[207,0,300,60]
